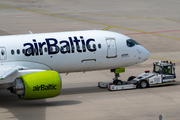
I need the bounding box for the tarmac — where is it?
[0,0,180,120]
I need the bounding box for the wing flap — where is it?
[0,66,23,80]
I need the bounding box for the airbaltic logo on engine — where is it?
[33,84,57,91]
[23,36,98,56]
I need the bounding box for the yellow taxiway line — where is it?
[103,26,114,31]
[150,56,180,62]
[0,4,180,41]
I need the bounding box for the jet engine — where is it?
[8,70,62,100]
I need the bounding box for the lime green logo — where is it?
[33,84,57,91]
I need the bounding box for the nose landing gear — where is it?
[111,68,125,85]
[98,68,126,88]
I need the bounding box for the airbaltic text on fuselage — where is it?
[23,36,98,56]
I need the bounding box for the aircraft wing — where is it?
[0,66,23,80]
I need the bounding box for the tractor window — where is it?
[164,66,171,75]
[172,67,175,75]
[164,66,175,75]
[154,65,162,74]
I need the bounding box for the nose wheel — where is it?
[111,68,124,85]
[113,73,120,81]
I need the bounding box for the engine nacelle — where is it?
[8,70,62,100]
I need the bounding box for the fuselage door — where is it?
[106,38,117,58]
[0,47,7,60]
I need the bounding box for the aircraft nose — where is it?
[140,47,150,62]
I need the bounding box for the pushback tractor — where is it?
[98,61,176,91]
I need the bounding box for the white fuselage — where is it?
[0,30,150,73]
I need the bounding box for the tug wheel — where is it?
[140,80,149,88]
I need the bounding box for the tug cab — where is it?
[153,61,176,83]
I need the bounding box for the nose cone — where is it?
[139,47,150,63]
[138,46,150,63]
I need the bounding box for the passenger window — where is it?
[28,49,31,54]
[66,46,69,51]
[82,45,86,50]
[11,50,14,55]
[61,47,64,51]
[50,47,53,52]
[39,48,42,53]
[44,47,47,52]
[55,46,59,52]
[17,49,20,54]
[72,45,75,50]
[33,48,37,53]
[98,44,101,49]
[87,44,91,49]
[93,44,96,49]
[77,45,80,50]
[22,49,26,54]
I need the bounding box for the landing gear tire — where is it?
[140,80,148,88]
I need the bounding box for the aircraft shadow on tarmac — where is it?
[0,83,179,120]
[61,83,180,95]
[61,85,106,94]
[0,87,81,120]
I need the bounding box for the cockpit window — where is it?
[131,39,140,45]
[126,39,140,47]
[127,39,135,47]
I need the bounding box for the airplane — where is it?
[0,30,150,100]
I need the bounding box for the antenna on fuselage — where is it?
[29,31,33,34]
